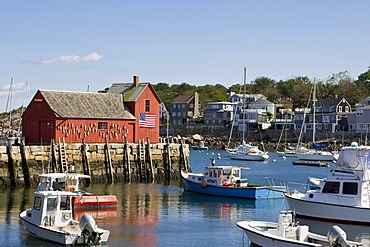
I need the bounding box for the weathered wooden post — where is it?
[123,138,131,182]
[50,139,57,173]
[6,138,16,188]
[104,137,113,183]
[146,138,154,182]
[166,138,171,180]
[20,137,31,187]
[81,139,90,176]
[179,138,186,173]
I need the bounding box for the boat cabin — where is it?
[202,166,248,187]
[37,173,91,192]
[26,191,77,228]
[305,143,370,207]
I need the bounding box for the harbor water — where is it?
[1,150,370,246]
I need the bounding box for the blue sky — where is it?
[1,1,370,110]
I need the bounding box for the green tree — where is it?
[197,84,228,104]
[358,66,370,91]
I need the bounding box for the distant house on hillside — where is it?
[276,97,293,119]
[106,76,162,142]
[308,97,351,132]
[348,105,370,133]
[170,92,204,125]
[22,90,136,144]
[203,102,236,126]
[229,92,266,104]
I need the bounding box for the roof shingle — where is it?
[39,90,135,120]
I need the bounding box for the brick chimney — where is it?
[133,76,139,87]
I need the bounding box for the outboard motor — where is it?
[79,214,104,245]
[327,225,351,247]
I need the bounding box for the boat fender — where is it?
[327,225,350,247]
[200,182,207,188]
[68,186,76,192]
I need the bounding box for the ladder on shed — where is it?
[58,138,68,173]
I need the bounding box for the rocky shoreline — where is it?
[183,136,357,152]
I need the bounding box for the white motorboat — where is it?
[37,173,118,209]
[237,210,363,247]
[285,142,370,224]
[20,190,110,246]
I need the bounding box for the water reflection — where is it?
[6,188,15,224]
[181,191,285,221]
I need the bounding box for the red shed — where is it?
[22,90,136,144]
[106,76,161,143]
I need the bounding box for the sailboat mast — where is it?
[312,79,316,145]
[5,77,14,137]
[242,67,247,144]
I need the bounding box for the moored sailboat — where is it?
[228,67,268,161]
[296,80,336,162]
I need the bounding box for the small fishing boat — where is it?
[237,210,363,247]
[20,190,110,246]
[192,141,209,150]
[181,165,286,199]
[37,173,118,209]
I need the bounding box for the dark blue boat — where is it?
[181,166,286,199]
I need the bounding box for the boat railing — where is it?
[264,177,288,191]
[266,178,310,193]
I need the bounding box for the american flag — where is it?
[139,113,156,128]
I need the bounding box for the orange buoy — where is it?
[200,182,207,188]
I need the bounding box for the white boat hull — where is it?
[237,220,362,247]
[238,221,324,247]
[229,152,269,161]
[284,192,370,224]
[20,210,110,245]
[297,152,335,161]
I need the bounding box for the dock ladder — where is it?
[58,138,68,173]
[138,139,147,181]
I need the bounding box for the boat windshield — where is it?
[47,197,58,211]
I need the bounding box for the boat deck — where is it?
[292,160,329,167]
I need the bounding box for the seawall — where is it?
[0,138,190,188]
